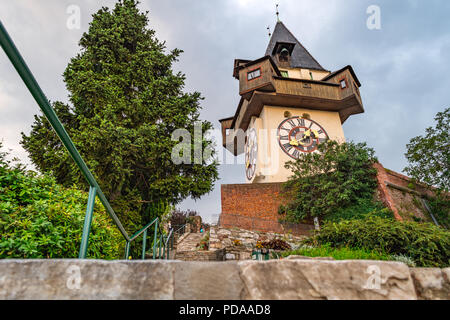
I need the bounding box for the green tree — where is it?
[404,108,449,192]
[403,108,450,228]
[21,0,218,232]
[279,140,379,222]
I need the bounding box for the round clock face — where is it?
[277,117,329,159]
[244,128,258,180]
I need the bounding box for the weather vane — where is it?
[267,26,271,38]
[276,3,280,22]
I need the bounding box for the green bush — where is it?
[306,217,450,267]
[197,231,209,251]
[0,147,123,259]
[428,194,450,229]
[260,239,291,251]
[323,198,394,222]
[280,140,379,222]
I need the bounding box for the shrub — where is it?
[323,198,394,222]
[197,231,209,251]
[260,239,291,251]
[428,193,450,229]
[280,140,379,222]
[170,208,198,226]
[0,147,123,259]
[389,254,416,267]
[306,217,450,267]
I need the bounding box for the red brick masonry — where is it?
[220,163,436,233]
[220,182,314,235]
[374,162,435,221]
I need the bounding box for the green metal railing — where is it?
[0,20,173,260]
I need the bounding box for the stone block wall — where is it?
[209,227,305,261]
[1,259,448,300]
[175,249,225,262]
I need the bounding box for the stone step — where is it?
[176,233,205,252]
[175,250,223,262]
[174,232,222,261]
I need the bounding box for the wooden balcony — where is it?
[234,59,364,132]
[220,57,364,154]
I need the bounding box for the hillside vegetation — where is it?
[0,144,122,259]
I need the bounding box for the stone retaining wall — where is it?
[175,249,225,261]
[1,259,448,300]
[209,226,304,261]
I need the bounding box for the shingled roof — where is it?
[265,21,326,71]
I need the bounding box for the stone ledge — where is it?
[0,259,448,300]
[0,259,174,300]
[238,260,417,300]
[410,268,450,300]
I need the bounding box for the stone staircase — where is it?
[176,233,204,252]
[174,233,223,261]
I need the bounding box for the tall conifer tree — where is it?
[22,0,218,229]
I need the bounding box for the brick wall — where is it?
[374,163,437,221]
[220,163,437,232]
[221,183,285,220]
[220,183,314,235]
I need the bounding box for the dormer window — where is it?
[339,77,348,89]
[272,42,295,68]
[247,68,261,81]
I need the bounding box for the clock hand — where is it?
[297,130,310,145]
[299,129,319,143]
[289,138,299,146]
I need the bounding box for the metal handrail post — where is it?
[78,186,97,258]
[158,235,162,259]
[124,241,131,260]
[141,229,147,260]
[162,236,166,259]
[152,219,158,259]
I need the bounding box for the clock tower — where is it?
[220,21,364,183]
[219,21,364,233]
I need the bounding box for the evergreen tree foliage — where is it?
[21,0,218,231]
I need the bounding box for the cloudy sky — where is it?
[1,0,449,223]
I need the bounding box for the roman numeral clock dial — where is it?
[277,117,329,159]
[244,128,258,180]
